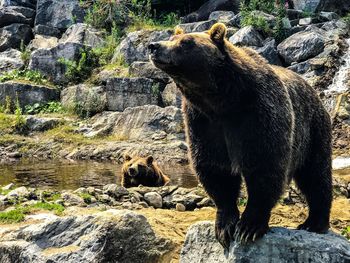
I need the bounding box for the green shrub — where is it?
[20,41,31,67]
[4,96,12,114]
[342,226,350,240]
[0,69,50,86]
[0,208,25,223]
[25,101,65,115]
[58,48,99,84]
[14,96,26,131]
[343,12,350,26]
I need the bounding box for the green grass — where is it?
[79,193,93,204]
[0,69,53,87]
[0,202,65,224]
[342,226,350,240]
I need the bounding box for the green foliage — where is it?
[0,208,25,223]
[0,69,50,86]
[71,91,105,119]
[4,96,12,114]
[20,41,31,67]
[14,96,26,131]
[342,12,350,26]
[79,193,92,204]
[58,48,99,84]
[238,197,247,206]
[342,226,350,240]
[160,12,180,27]
[28,202,64,215]
[25,102,65,115]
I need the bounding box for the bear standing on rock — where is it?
[149,23,333,248]
[121,155,170,188]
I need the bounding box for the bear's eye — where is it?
[181,40,194,49]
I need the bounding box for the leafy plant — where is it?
[0,208,25,223]
[79,193,93,204]
[25,102,65,115]
[4,96,12,114]
[160,12,180,27]
[58,48,99,84]
[0,69,50,86]
[20,41,31,67]
[342,226,350,240]
[14,96,26,131]
[342,12,350,26]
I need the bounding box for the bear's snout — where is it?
[148,42,161,54]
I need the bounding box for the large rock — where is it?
[27,34,58,51]
[0,6,33,27]
[178,20,216,33]
[229,26,264,47]
[161,82,182,108]
[35,0,85,36]
[28,42,85,84]
[292,0,350,15]
[129,61,171,84]
[0,23,33,52]
[0,82,59,110]
[82,105,183,141]
[209,11,235,25]
[59,23,105,48]
[25,116,61,132]
[182,0,240,23]
[0,0,36,9]
[61,84,106,115]
[181,222,350,263]
[0,49,24,73]
[254,38,282,66]
[105,77,165,111]
[0,210,173,262]
[115,30,172,64]
[277,30,326,65]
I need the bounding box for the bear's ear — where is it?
[146,155,154,165]
[174,26,184,35]
[209,23,227,43]
[124,154,132,162]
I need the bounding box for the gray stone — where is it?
[105,77,164,112]
[0,0,36,9]
[299,17,313,26]
[7,6,35,19]
[254,38,282,66]
[229,26,264,47]
[277,31,326,65]
[176,203,186,211]
[180,222,350,263]
[33,24,61,37]
[251,11,276,27]
[2,183,14,191]
[7,186,29,198]
[144,192,163,208]
[286,9,304,20]
[103,184,129,199]
[61,191,84,206]
[319,11,340,21]
[59,23,105,48]
[209,11,235,24]
[0,49,24,73]
[161,82,182,108]
[35,0,85,35]
[178,20,216,33]
[25,116,61,132]
[288,60,311,74]
[0,82,59,110]
[61,84,106,116]
[0,7,32,27]
[27,35,59,51]
[321,20,349,36]
[0,210,173,262]
[83,105,183,141]
[28,42,85,84]
[114,30,172,64]
[129,61,171,84]
[0,23,33,52]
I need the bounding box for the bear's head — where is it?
[122,154,156,179]
[149,23,228,89]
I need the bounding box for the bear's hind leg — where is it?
[198,166,242,249]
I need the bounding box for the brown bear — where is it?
[149,23,332,248]
[121,154,170,188]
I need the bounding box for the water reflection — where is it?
[0,159,198,190]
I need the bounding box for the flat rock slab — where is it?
[180,221,350,263]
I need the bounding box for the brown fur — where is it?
[121,155,170,188]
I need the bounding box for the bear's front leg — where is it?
[234,169,284,243]
[197,165,242,249]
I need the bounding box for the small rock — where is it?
[7,186,29,198]
[144,192,163,208]
[229,26,264,47]
[98,194,112,203]
[209,11,235,25]
[176,203,186,212]
[299,17,313,26]
[0,48,24,73]
[61,191,84,206]
[6,152,22,158]
[27,34,58,51]
[2,183,14,191]
[178,20,216,33]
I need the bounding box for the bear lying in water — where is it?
[121,155,170,188]
[149,23,332,248]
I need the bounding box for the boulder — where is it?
[114,30,172,64]
[178,20,216,33]
[59,23,105,48]
[182,0,240,23]
[61,191,84,206]
[180,222,350,263]
[0,210,173,262]
[27,34,58,51]
[229,26,264,47]
[0,0,36,9]
[0,82,59,110]
[319,11,340,21]
[82,105,183,140]
[0,23,33,52]
[25,116,61,132]
[254,38,282,66]
[208,11,235,25]
[61,84,106,115]
[34,24,61,37]
[161,82,182,108]
[277,31,326,65]
[0,49,24,73]
[28,42,85,84]
[105,77,165,111]
[250,11,276,27]
[35,0,85,35]
[0,7,33,27]
[144,192,163,208]
[292,0,350,15]
[129,61,171,84]
[6,6,35,19]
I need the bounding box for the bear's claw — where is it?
[215,220,237,250]
[297,218,329,233]
[234,218,269,243]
